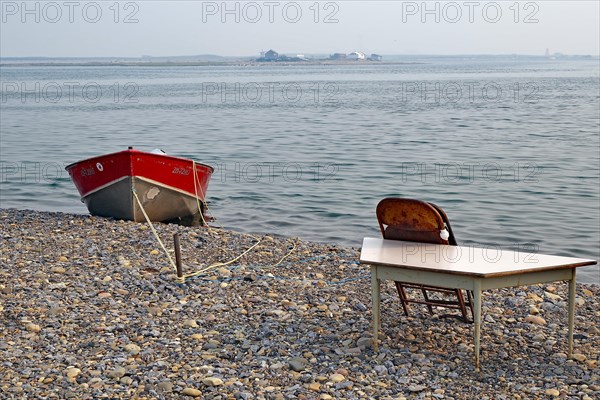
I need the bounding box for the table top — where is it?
[360,237,597,278]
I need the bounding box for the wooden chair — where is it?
[376,198,473,322]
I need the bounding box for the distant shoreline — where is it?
[0,60,423,67]
[1,53,596,67]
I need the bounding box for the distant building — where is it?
[264,49,279,61]
[256,49,306,62]
[369,54,382,61]
[347,51,366,60]
[330,53,347,60]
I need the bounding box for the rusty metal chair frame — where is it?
[376,198,473,322]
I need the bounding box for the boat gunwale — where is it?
[64,149,215,173]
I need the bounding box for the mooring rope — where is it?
[132,163,297,284]
[132,189,178,272]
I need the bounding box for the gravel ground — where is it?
[0,209,598,399]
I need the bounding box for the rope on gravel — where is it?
[133,183,297,284]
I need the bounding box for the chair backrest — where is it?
[376,198,457,245]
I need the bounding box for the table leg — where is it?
[568,268,576,358]
[371,266,380,351]
[473,279,482,371]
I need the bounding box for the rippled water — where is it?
[1,56,599,284]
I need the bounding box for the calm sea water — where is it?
[1,56,599,284]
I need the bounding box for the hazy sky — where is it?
[1,1,599,57]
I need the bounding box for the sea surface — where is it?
[1,55,599,284]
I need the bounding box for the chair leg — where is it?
[466,290,474,318]
[455,289,469,322]
[395,282,411,316]
[421,288,435,314]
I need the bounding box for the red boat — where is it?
[66,148,214,225]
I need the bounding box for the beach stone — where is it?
[409,384,426,392]
[157,381,173,392]
[374,365,388,375]
[541,302,559,311]
[529,305,540,315]
[108,367,126,379]
[527,293,543,302]
[532,333,545,341]
[588,326,600,334]
[25,323,41,332]
[330,374,344,383]
[50,266,66,274]
[545,291,562,301]
[288,357,308,372]
[270,362,285,371]
[525,315,546,325]
[48,306,64,317]
[571,354,586,362]
[336,381,354,390]
[545,389,560,396]
[119,257,131,267]
[203,341,218,350]
[183,319,198,328]
[308,382,321,391]
[64,367,81,379]
[120,376,133,385]
[182,387,202,397]
[124,343,141,355]
[357,337,372,347]
[202,377,223,386]
[49,282,68,290]
[58,256,68,262]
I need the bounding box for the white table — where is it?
[359,237,597,370]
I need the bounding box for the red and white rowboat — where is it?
[66,148,214,224]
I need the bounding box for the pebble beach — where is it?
[0,209,598,399]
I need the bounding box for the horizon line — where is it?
[2,53,599,59]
